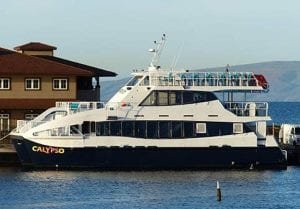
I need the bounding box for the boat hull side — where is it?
[12,137,287,170]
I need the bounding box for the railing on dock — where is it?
[150,72,262,88]
[223,102,268,117]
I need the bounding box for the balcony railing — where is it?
[150,72,261,88]
[223,102,268,117]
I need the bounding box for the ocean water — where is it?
[0,102,299,209]
[0,167,299,209]
[269,102,300,124]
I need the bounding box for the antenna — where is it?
[171,40,185,71]
[149,34,166,67]
[226,64,230,72]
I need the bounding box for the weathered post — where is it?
[217,181,221,201]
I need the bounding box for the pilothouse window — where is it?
[140,76,150,86]
[127,76,143,86]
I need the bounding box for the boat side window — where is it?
[157,91,168,106]
[233,123,243,134]
[159,121,171,138]
[147,121,158,138]
[172,121,183,138]
[122,121,134,137]
[196,123,206,134]
[82,121,90,135]
[141,91,216,106]
[70,124,81,135]
[127,76,143,86]
[183,122,194,137]
[141,91,157,106]
[295,127,300,135]
[110,121,121,136]
[169,91,182,105]
[183,92,194,104]
[96,122,109,136]
[90,122,96,134]
[135,121,146,138]
[194,92,207,103]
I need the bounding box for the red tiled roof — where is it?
[36,55,117,77]
[0,47,93,76]
[14,42,57,51]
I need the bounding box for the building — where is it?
[0,42,116,137]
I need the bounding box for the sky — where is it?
[1,0,300,78]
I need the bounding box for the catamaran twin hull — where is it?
[13,136,286,170]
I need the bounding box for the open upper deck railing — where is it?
[149,72,269,89]
[223,101,268,117]
[55,101,105,114]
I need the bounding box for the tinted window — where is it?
[141,91,156,106]
[140,76,150,86]
[96,122,109,136]
[102,122,110,136]
[91,122,95,133]
[82,121,90,134]
[194,92,207,102]
[169,91,182,105]
[122,121,134,137]
[172,121,182,138]
[183,92,194,104]
[135,121,146,138]
[110,121,121,136]
[147,121,158,138]
[127,76,142,86]
[159,121,170,138]
[184,122,194,137]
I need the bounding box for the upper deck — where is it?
[129,67,269,92]
[145,70,269,92]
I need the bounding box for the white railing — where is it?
[16,120,47,133]
[150,72,260,87]
[55,101,105,114]
[223,102,268,117]
[14,102,105,133]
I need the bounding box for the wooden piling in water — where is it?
[217,181,221,201]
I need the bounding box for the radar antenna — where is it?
[149,34,166,67]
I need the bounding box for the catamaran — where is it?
[10,35,287,169]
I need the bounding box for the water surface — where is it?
[0,167,299,209]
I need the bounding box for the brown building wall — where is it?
[0,75,77,99]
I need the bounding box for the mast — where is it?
[149,34,166,67]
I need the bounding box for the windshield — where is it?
[126,76,142,86]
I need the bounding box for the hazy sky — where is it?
[1,0,300,78]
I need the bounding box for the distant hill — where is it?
[100,61,300,101]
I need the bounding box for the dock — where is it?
[0,144,20,166]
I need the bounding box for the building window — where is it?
[53,78,68,90]
[0,78,10,90]
[25,78,40,90]
[0,114,10,131]
[25,114,39,121]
